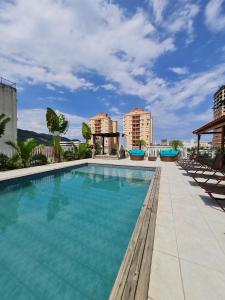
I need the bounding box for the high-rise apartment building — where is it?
[0,79,17,155]
[89,113,118,153]
[212,85,225,147]
[124,108,153,150]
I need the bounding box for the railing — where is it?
[0,77,16,88]
[33,146,55,162]
[147,146,186,157]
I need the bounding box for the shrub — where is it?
[78,143,92,159]
[63,150,78,161]
[30,154,48,166]
[0,153,9,170]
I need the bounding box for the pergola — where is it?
[92,132,121,155]
[193,115,225,159]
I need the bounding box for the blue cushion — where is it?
[160,149,179,157]
[129,150,145,156]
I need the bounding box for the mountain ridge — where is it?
[17,129,79,146]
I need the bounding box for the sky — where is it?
[0,0,225,142]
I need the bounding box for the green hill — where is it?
[17,129,72,146]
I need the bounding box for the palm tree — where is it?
[82,122,91,143]
[170,139,183,150]
[0,113,10,138]
[6,138,36,167]
[46,107,69,162]
[138,139,146,150]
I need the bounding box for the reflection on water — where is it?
[0,181,36,232]
[71,165,153,193]
[0,166,153,232]
[47,175,69,222]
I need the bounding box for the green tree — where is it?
[82,122,91,143]
[46,107,69,162]
[170,139,183,150]
[6,138,36,167]
[138,139,146,150]
[78,143,92,159]
[0,113,10,138]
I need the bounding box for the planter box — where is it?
[160,155,178,162]
[130,155,144,161]
[148,156,157,161]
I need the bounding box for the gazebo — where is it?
[193,115,225,161]
[92,132,122,157]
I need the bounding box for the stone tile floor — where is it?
[0,158,225,300]
[148,161,225,300]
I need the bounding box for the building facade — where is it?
[0,80,17,155]
[59,140,81,151]
[89,113,118,154]
[212,85,225,147]
[124,108,153,150]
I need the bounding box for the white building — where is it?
[0,79,17,156]
[60,140,81,151]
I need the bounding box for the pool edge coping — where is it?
[109,167,161,300]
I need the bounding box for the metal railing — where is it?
[0,77,16,88]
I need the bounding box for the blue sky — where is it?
[0,0,225,141]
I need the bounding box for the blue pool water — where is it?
[0,164,155,300]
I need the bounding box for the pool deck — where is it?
[0,158,225,300]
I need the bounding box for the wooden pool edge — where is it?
[109,167,161,300]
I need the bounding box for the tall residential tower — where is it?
[212,85,225,147]
[124,108,153,150]
[89,113,118,153]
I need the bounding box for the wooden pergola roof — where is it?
[92,132,121,137]
[193,115,225,158]
[193,115,225,135]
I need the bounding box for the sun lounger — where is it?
[198,182,225,212]
[185,154,224,175]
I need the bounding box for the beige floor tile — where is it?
[175,219,225,274]
[181,259,225,300]
[148,251,184,300]
[154,224,178,257]
[207,220,225,255]
[156,211,174,227]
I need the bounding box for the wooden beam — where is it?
[197,131,222,135]
[197,134,201,157]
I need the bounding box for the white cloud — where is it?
[149,0,168,23]
[0,0,174,92]
[165,3,199,44]
[109,107,121,115]
[0,0,222,141]
[17,108,86,139]
[101,83,117,91]
[148,1,200,44]
[143,63,225,139]
[169,67,189,75]
[205,0,225,31]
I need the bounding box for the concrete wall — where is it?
[0,83,17,156]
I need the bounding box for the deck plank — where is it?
[109,168,161,300]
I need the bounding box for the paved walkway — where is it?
[148,162,225,300]
[0,159,225,299]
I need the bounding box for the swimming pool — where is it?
[0,164,155,300]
